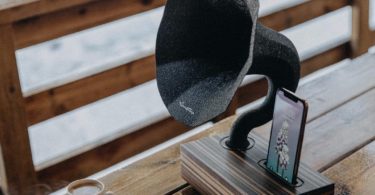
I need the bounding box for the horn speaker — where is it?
[156,0,300,150]
[155,1,335,193]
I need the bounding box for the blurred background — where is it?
[1,0,375,193]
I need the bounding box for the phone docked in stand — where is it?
[266,88,308,185]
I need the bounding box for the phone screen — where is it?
[266,89,306,184]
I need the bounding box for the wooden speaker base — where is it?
[181,133,334,194]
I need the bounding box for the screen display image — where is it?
[266,90,305,184]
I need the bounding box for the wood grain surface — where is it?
[99,117,235,194]
[0,0,93,23]
[351,0,375,57]
[254,53,375,140]
[300,44,349,76]
[259,0,348,32]
[181,135,334,194]
[238,44,350,109]
[13,0,167,49]
[323,141,375,194]
[0,24,37,194]
[11,0,348,49]
[25,55,156,126]
[37,117,189,188]
[301,88,375,171]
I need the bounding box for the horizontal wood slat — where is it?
[25,43,348,126]
[259,0,349,31]
[301,43,350,76]
[36,117,189,190]
[0,0,94,24]
[302,88,375,172]
[25,55,156,125]
[21,0,352,124]
[253,53,375,140]
[323,141,375,194]
[13,0,348,49]
[24,45,352,127]
[13,0,166,49]
[237,43,349,107]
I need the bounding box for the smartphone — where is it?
[266,88,308,185]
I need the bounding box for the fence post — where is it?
[351,0,374,57]
[0,24,37,194]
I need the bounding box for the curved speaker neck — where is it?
[226,23,300,150]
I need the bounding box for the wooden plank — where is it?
[323,141,375,194]
[25,55,156,126]
[98,117,235,194]
[297,53,375,123]
[176,185,199,195]
[13,0,166,49]
[253,52,375,139]
[247,68,375,172]
[0,24,37,194]
[25,44,348,126]
[0,0,94,24]
[300,44,349,77]
[259,0,349,32]
[238,44,349,108]
[350,0,375,57]
[97,53,375,194]
[238,78,268,108]
[213,92,239,122]
[181,135,334,194]
[37,117,189,191]
[13,0,347,49]
[301,88,375,171]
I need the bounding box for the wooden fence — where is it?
[0,0,374,193]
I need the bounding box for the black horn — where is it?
[156,0,300,150]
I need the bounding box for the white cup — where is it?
[66,179,113,195]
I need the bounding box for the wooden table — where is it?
[97,52,375,194]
